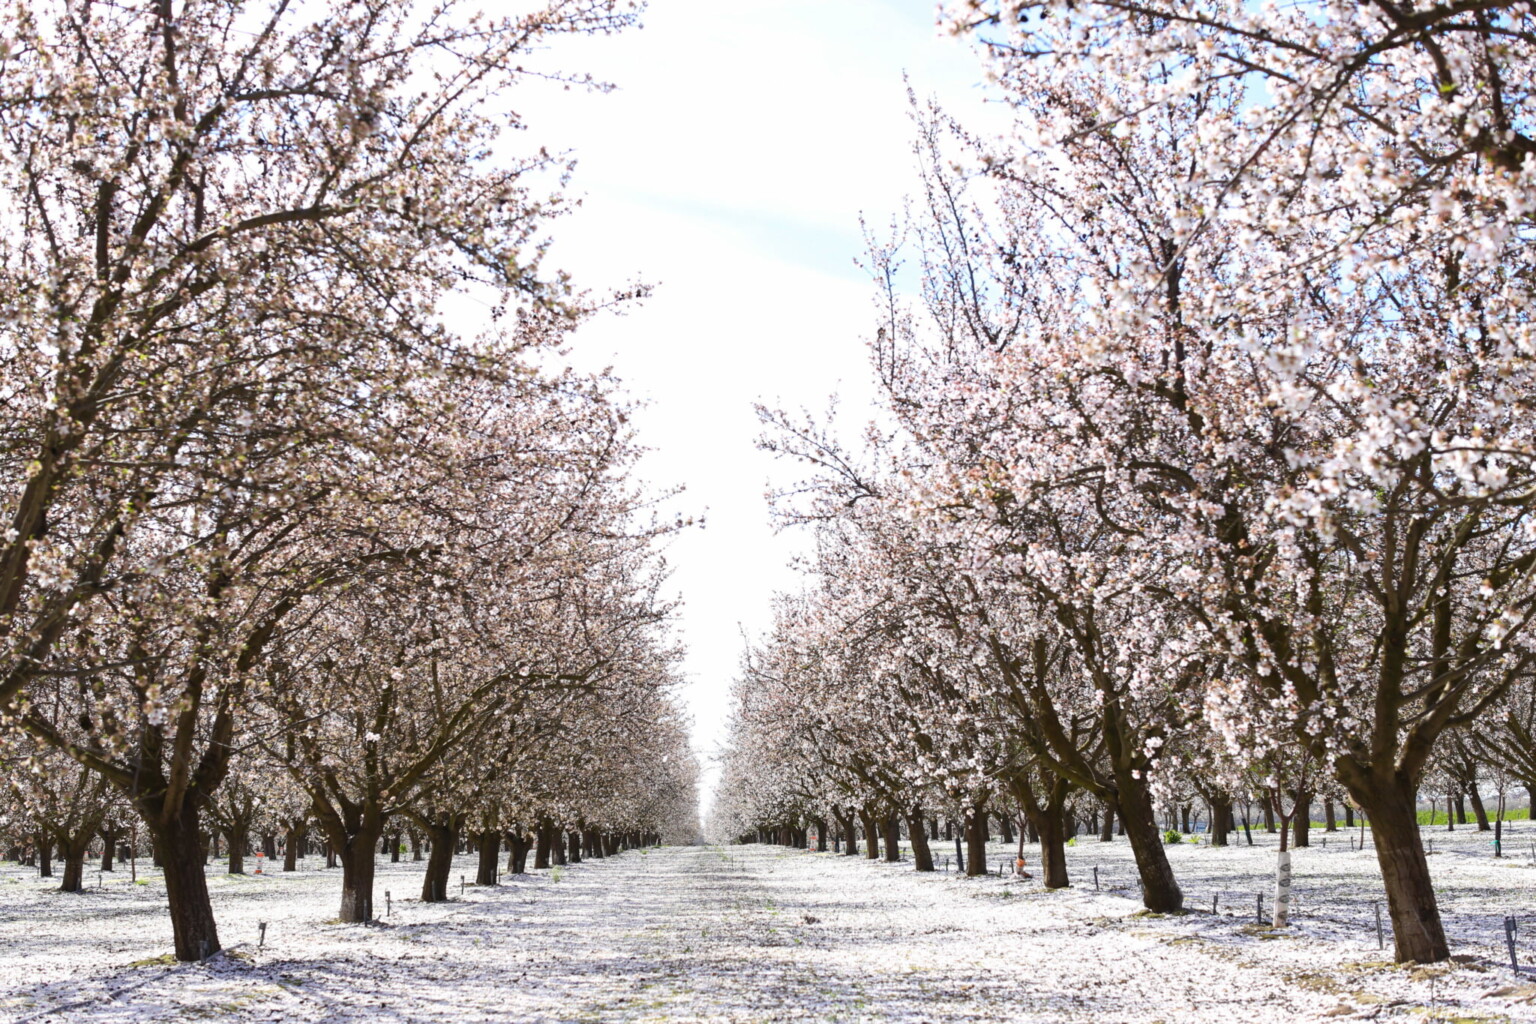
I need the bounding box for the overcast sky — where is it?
[508,1,993,810]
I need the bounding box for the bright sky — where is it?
[512,1,992,811]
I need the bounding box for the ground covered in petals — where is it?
[4,832,1536,1022]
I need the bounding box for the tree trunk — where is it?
[421,818,459,902]
[411,830,423,862]
[99,828,118,872]
[506,830,531,874]
[964,805,988,877]
[859,808,879,860]
[389,830,401,863]
[37,834,52,878]
[998,813,1015,845]
[1454,792,1467,825]
[906,807,934,872]
[1468,787,1491,831]
[839,810,859,856]
[1100,802,1115,842]
[1292,793,1311,848]
[813,818,829,852]
[567,831,582,865]
[58,836,90,893]
[1210,800,1231,847]
[476,830,500,886]
[881,815,901,862]
[1013,773,1071,889]
[149,804,221,961]
[535,824,553,869]
[283,823,304,872]
[338,829,380,923]
[1324,798,1337,832]
[1115,769,1183,912]
[1263,801,1276,832]
[1345,805,1355,828]
[1353,784,1449,963]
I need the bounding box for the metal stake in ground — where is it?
[1093,866,1099,891]
[1375,902,1383,950]
[258,922,267,948]
[386,890,391,917]
[1506,916,1520,972]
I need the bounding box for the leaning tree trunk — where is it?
[905,807,935,872]
[1354,784,1450,963]
[148,803,221,961]
[476,830,500,886]
[1469,788,1491,831]
[1014,773,1071,889]
[1114,768,1183,912]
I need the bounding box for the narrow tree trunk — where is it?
[998,813,1015,845]
[839,810,858,856]
[476,829,500,886]
[1454,792,1468,825]
[881,816,901,862]
[567,831,581,865]
[813,818,828,852]
[859,808,879,860]
[1263,801,1276,832]
[37,834,53,878]
[388,831,401,863]
[1324,798,1337,832]
[1100,802,1115,842]
[1345,805,1355,828]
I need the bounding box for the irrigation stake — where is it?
[460,874,465,896]
[385,890,391,917]
[1212,894,1218,915]
[1375,902,1383,950]
[1093,866,1099,891]
[1505,916,1520,972]
[1256,893,1263,923]
[258,922,267,948]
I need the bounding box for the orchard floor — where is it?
[4,830,1536,1022]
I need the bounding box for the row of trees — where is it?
[0,0,698,963]
[715,0,1536,966]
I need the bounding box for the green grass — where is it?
[1414,807,1530,826]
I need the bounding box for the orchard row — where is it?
[715,0,1536,968]
[0,0,696,964]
